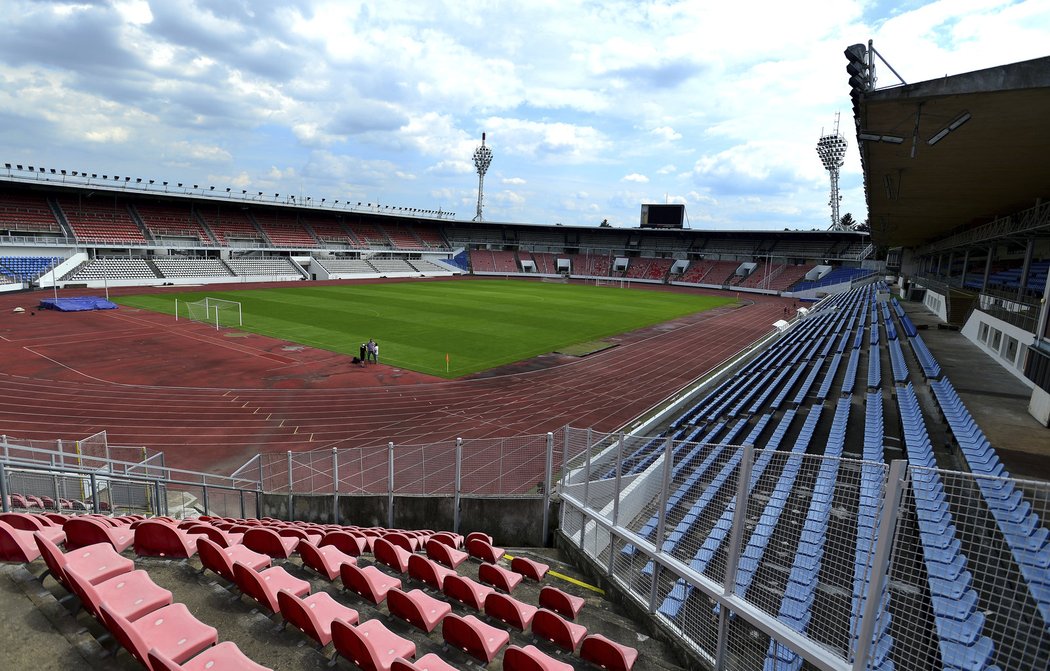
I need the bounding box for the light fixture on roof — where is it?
[927,112,971,146]
[50,168,56,174]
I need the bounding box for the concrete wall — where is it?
[260,492,549,546]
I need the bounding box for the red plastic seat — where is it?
[387,587,452,633]
[390,653,459,671]
[64,516,135,552]
[510,556,549,581]
[466,538,505,564]
[427,532,461,550]
[277,527,323,546]
[148,641,272,671]
[538,585,585,619]
[298,540,356,581]
[442,574,494,610]
[182,523,242,547]
[503,644,573,671]
[464,532,492,546]
[440,613,510,663]
[65,566,173,622]
[34,532,133,590]
[331,618,416,671]
[580,633,639,671]
[532,608,587,652]
[277,589,359,647]
[382,532,418,552]
[197,537,270,583]
[0,520,44,562]
[340,563,402,604]
[374,538,412,573]
[100,601,218,670]
[242,527,299,559]
[484,592,537,630]
[321,530,367,556]
[407,554,456,591]
[425,539,468,569]
[134,520,207,559]
[478,562,523,593]
[0,512,66,546]
[232,562,310,613]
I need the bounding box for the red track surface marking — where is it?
[0,280,791,473]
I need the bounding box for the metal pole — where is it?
[287,451,293,520]
[715,444,756,670]
[89,472,99,514]
[256,454,264,519]
[239,490,245,519]
[454,438,463,534]
[648,437,675,613]
[852,459,906,671]
[387,442,395,529]
[582,428,593,509]
[0,463,10,513]
[608,430,626,574]
[332,447,340,525]
[201,483,210,515]
[561,426,571,488]
[541,432,554,546]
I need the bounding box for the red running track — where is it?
[0,279,789,474]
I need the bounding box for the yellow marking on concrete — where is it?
[503,553,605,595]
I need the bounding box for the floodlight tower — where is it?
[816,113,849,231]
[472,132,493,222]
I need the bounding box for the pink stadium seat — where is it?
[407,554,456,591]
[442,574,494,611]
[440,613,510,663]
[0,520,45,562]
[331,618,416,671]
[64,516,135,552]
[65,566,172,623]
[340,562,402,604]
[464,532,492,546]
[148,641,272,671]
[181,523,242,547]
[196,537,270,584]
[510,556,549,581]
[427,532,461,549]
[298,540,356,581]
[320,530,367,556]
[277,589,359,647]
[34,532,133,590]
[374,537,412,573]
[538,585,585,619]
[100,602,218,671]
[466,537,504,564]
[503,644,574,671]
[386,587,452,633]
[134,520,207,559]
[478,562,523,593]
[232,562,310,614]
[580,634,639,671]
[276,527,323,546]
[390,653,459,671]
[242,527,299,558]
[484,592,537,631]
[0,512,66,544]
[532,608,587,652]
[425,538,468,569]
[382,532,418,552]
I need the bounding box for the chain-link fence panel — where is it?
[392,442,456,495]
[460,433,549,495]
[335,446,390,494]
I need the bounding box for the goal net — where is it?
[182,297,243,329]
[595,278,626,288]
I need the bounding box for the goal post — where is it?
[181,297,243,330]
[594,278,626,288]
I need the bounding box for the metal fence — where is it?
[560,436,1050,671]
[0,436,260,519]
[234,429,582,498]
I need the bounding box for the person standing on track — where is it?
[367,338,377,364]
[359,342,368,367]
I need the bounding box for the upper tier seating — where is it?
[255,213,318,248]
[302,216,361,247]
[197,209,263,246]
[384,223,426,250]
[134,203,213,243]
[349,221,391,247]
[571,253,610,277]
[57,197,147,244]
[412,225,448,249]
[678,260,738,285]
[0,193,63,234]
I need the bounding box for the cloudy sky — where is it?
[0,1,1046,230]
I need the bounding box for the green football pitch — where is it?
[115,280,736,378]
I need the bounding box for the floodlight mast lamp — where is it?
[816,112,849,231]
[472,132,493,222]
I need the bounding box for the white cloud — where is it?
[502,177,526,185]
[622,173,649,183]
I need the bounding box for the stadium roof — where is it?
[854,55,1050,250]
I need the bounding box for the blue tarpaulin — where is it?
[38,296,119,312]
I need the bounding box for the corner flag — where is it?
[445,352,450,373]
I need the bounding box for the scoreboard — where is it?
[640,203,685,229]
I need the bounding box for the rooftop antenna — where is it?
[816,113,849,231]
[472,132,493,222]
